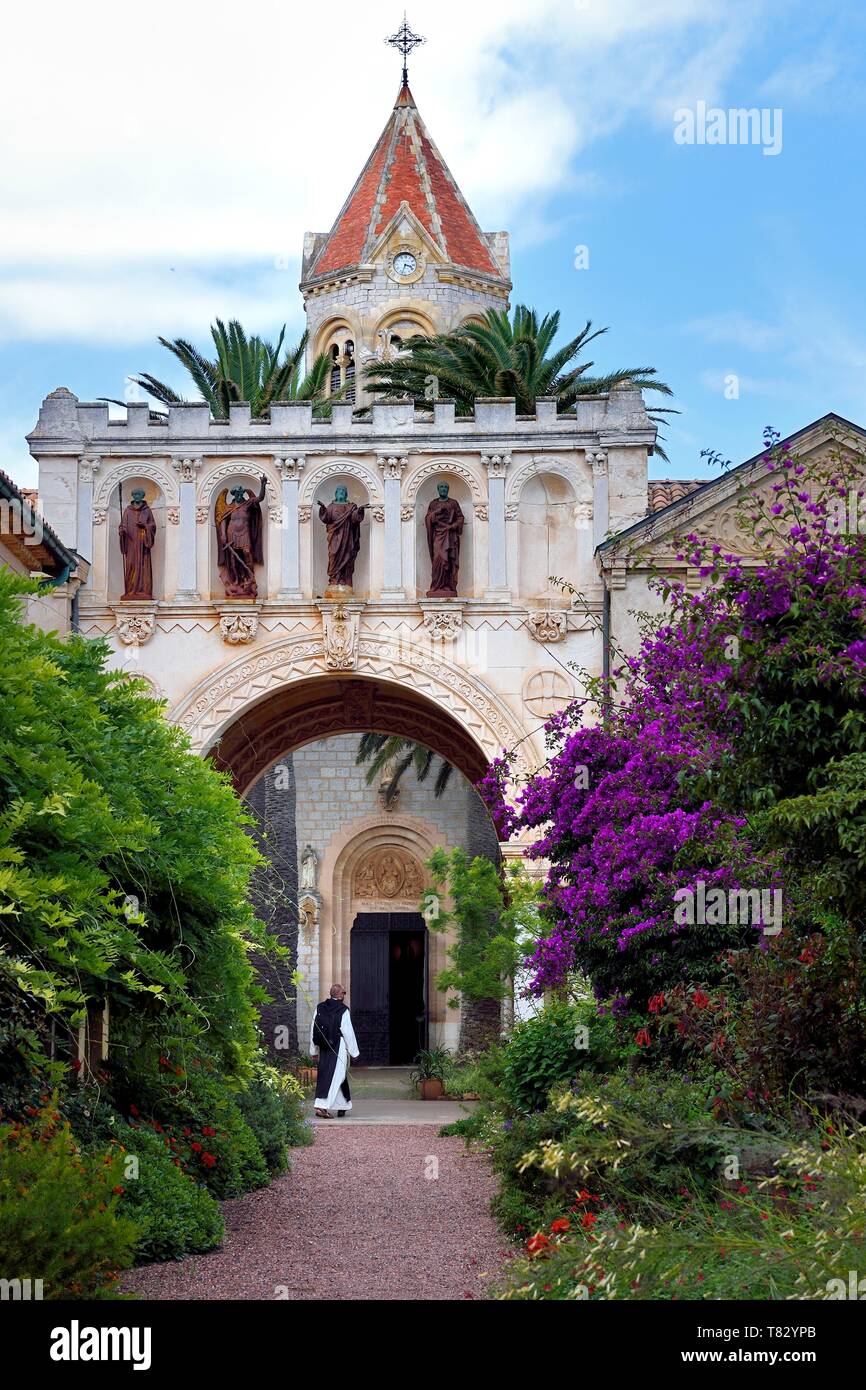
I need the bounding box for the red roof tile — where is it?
[309,84,503,281]
[646,479,704,514]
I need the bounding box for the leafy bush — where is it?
[499,1120,866,1301]
[124,1057,269,1199]
[501,1001,626,1113]
[0,566,271,1087]
[106,1120,224,1263]
[0,1103,137,1298]
[236,1060,311,1173]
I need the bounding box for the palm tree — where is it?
[364,304,676,458]
[356,733,455,807]
[103,319,334,420]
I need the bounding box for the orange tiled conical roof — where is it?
[307,84,504,281]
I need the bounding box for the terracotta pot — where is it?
[420,1077,444,1100]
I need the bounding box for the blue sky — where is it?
[2,0,864,487]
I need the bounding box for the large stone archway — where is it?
[171,633,536,801]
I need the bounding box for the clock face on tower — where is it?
[392,251,417,277]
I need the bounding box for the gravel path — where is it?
[124,1126,511,1301]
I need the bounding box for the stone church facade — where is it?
[24,78,866,1058]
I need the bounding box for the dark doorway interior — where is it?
[351,913,427,1065]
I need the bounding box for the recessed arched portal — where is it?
[170,645,538,1057]
[171,633,538,805]
[208,674,494,805]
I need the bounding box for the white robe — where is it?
[311,1006,359,1112]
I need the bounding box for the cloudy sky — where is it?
[2,0,864,484]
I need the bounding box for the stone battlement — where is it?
[28,386,656,451]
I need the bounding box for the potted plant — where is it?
[410,1047,451,1100]
[295,1053,316,1090]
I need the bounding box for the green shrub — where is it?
[106,1120,223,1263]
[499,1120,866,1301]
[0,1103,137,1299]
[502,1001,625,1112]
[127,1058,269,1199]
[236,1061,311,1173]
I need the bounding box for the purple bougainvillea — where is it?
[481,430,866,1003]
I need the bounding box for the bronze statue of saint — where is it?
[425,481,464,597]
[118,487,156,600]
[318,485,366,590]
[215,476,267,599]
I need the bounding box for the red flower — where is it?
[635,1027,651,1048]
[201,1152,216,1168]
[202,1126,217,1137]
[551,1218,571,1234]
[112,1185,124,1195]
[129,1104,139,1117]
[190,1141,202,1152]
[526,1233,550,1256]
[71,1059,81,1073]
[691,989,711,1009]
[581,1212,597,1229]
[648,992,665,1014]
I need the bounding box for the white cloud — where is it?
[684,312,783,351]
[0,0,768,343]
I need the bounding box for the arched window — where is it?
[330,344,342,395]
[344,340,355,405]
[326,333,356,401]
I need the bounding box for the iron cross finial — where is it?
[385,13,425,87]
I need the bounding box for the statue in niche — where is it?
[118,486,156,600]
[215,476,267,599]
[318,485,366,592]
[300,844,318,891]
[425,480,464,598]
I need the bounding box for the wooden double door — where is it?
[349,913,428,1066]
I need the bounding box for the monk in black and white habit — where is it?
[310,983,360,1118]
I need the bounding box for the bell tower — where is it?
[300,18,511,405]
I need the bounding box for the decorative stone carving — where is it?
[113,601,157,647]
[172,457,201,484]
[79,456,101,483]
[196,506,209,525]
[524,668,574,718]
[92,508,107,526]
[354,847,425,901]
[573,501,593,524]
[300,844,318,890]
[588,449,608,476]
[405,460,482,502]
[166,507,180,525]
[377,455,408,480]
[320,602,360,669]
[298,893,318,943]
[341,681,374,728]
[298,506,312,524]
[505,504,518,521]
[526,610,567,643]
[481,453,512,479]
[400,504,414,522]
[277,457,306,481]
[372,506,385,523]
[217,605,260,645]
[421,606,463,642]
[474,504,489,521]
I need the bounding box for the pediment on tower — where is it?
[366,201,448,280]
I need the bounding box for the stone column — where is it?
[171,457,201,599]
[589,449,609,549]
[482,453,511,596]
[277,456,305,599]
[76,456,100,576]
[378,454,407,598]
